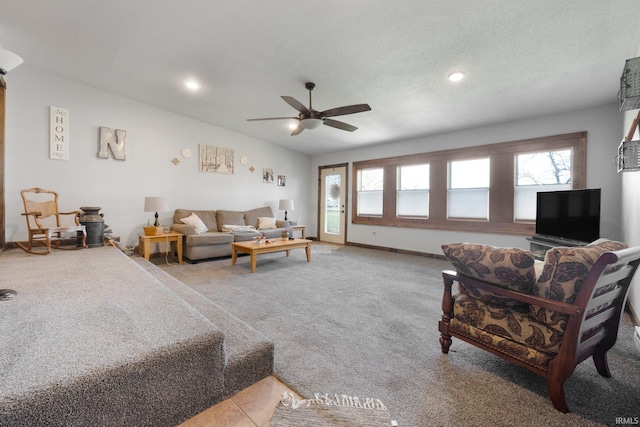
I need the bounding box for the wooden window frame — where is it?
[351,132,587,236]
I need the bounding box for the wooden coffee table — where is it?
[231,238,311,273]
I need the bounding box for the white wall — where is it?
[621,45,640,322]
[311,103,623,255]
[5,67,311,247]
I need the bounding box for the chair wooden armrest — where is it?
[442,270,583,316]
[21,211,43,217]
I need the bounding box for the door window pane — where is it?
[448,158,489,219]
[397,164,429,217]
[325,174,341,234]
[357,168,383,216]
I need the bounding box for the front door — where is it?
[319,165,347,244]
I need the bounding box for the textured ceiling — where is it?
[2,1,640,155]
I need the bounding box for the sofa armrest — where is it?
[443,270,583,316]
[276,220,288,228]
[171,223,197,236]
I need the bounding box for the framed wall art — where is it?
[263,168,274,183]
[199,144,234,174]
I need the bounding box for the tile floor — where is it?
[178,376,296,427]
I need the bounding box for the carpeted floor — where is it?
[154,242,640,427]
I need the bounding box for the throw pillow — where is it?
[529,239,627,332]
[180,212,208,234]
[258,216,277,229]
[441,243,536,292]
[442,243,536,307]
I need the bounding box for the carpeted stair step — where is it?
[0,247,228,427]
[134,258,274,397]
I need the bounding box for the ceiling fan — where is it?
[247,82,371,136]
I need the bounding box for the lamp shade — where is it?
[0,47,23,75]
[144,197,168,213]
[278,199,294,211]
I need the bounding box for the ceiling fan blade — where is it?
[323,118,358,132]
[290,125,304,136]
[281,96,310,114]
[321,103,371,118]
[247,117,298,121]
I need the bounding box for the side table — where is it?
[138,231,183,264]
[290,225,307,239]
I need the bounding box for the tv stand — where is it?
[527,235,589,260]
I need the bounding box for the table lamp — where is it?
[278,199,294,221]
[144,197,167,234]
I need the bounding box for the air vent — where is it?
[619,57,640,111]
[617,139,640,172]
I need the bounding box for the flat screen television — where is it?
[535,188,601,244]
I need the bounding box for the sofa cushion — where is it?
[260,228,287,239]
[174,209,218,232]
[180,212,209,234]
[258,216,277,230]
[244,206,276,229]
[186,231,234,247]
[216,210,246,231]
[529,239,628,332]
[233,231,262,242]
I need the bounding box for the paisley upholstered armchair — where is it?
[438,240,640,412]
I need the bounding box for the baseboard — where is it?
[345,241,447,260]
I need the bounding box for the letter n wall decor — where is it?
[98,126,126,160]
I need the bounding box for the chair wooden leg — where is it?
[546,377,569,413]
[439,330,452,354]
[593,351,612,377]
[440,273,455,354]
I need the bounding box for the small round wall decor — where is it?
[329,183,341,200]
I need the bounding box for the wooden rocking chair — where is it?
[16,187,87,254]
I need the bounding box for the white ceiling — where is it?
[2,1,640,156]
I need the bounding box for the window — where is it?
[514,150,572,221]
[357,168,384,216]
[397,164,429,217]
[447,158,489,220]
[352,131,587,235]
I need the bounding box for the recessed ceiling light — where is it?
[184,80,201,90]
[448,71,465,82]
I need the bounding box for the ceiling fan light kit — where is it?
[247,82,370,135]
[0,46,24,75]
[300,118,322,129]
